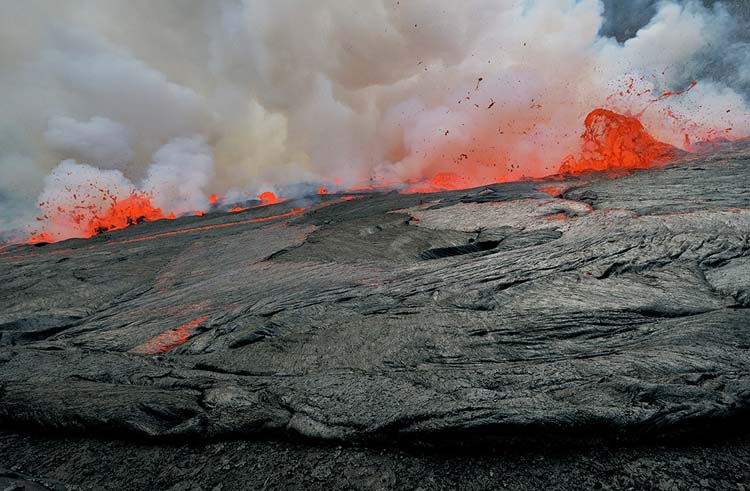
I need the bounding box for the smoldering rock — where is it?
[0,144,749,446]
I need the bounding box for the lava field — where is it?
[1,143,750,489]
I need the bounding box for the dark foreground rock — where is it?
[1,143,749,489]
[2,430,750,491]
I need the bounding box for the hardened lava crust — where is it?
[1,143,749,489]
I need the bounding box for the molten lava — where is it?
[559,109,680,175]
[23,86,713,246]
[29,190,172,243]
[131,315,209,354]
[6,207,310,261]
[405,172,472,193]
[258,191,280,206]
[87,193,171,235]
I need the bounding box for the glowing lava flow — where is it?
[131,315,209,354]
[5,207,310,261]
[230,191,282,213]
[29,189,287,243]
[22,82,721,246]
[558,109,681,174]
[397,106,684,194]
[400,107,681,193]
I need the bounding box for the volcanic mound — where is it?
[559,108,685,174]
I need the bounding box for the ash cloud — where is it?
[1,0,749,240]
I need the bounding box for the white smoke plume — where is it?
[44,116,133,168]
[142,136,214,215]
[1,0,748,241]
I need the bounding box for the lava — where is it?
[112,207,308,246]
[29,190,172,244]
[87,193,172,235]
[558,109,681,175]
[259,191,280,205]
[538,185,572,197]
[404,172,471,193]
[131,315,209,354]
[29,188,290,244]
[20,91,725,247]
[5,207,310,261]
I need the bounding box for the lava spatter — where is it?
[559,109,681,175]
[258,191,280,206]
[29,190,172,243]
[87,193,171,235]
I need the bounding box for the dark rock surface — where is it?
[1,143,749,489]
[2,430,750,491]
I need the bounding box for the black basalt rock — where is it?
[1,144,750,489]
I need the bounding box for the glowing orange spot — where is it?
[350,185,377,192]
[318,187,328,195]
[251,207,306,222]
[209,194,224,205]
[26,232,54,245]
[229,206,249,213]
[538,185,568,197]
[430,172,461,190]
[546,214,568,221]
[258,191,280,206]
[132,315,209,354]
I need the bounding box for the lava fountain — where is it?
[558,108,683,174]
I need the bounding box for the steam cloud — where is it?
[1,0,749,240]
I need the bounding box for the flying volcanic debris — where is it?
[0,0,748,243]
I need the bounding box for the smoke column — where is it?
[1,0,749,241]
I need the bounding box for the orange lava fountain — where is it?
[258,191,280,205]
[558,109,681,174]
[29,190,172,244]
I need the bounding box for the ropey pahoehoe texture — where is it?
[1,143,749,446]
